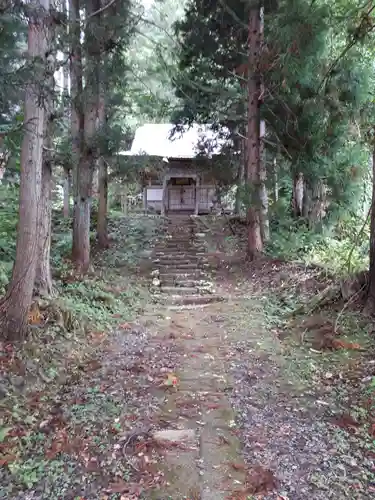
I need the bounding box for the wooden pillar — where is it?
[143,186,147,213]
[122,184,128,215]
[161,176,168,216]
[195,176,200,216]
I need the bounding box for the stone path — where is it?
[151,215,220,306]
[143,216,249,498]
[141,302,249,500]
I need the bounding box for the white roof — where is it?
[119,123,229,158]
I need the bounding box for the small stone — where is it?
[11,376,25,389]
[153,429,195,444]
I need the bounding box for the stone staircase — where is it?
[151,215,217,306]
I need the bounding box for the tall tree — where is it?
[96,1,109,248]
[97,87,109,248]
[34,66,55,297]
[70,0,89,272]
[173,0,372,242]
[62,0,72,218]
[0,0,50,340]
[247,2,264,259]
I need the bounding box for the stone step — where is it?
[165,241,195,245]
[153,253,200,259]
[155,245,205,252]
[159,272,205,279]
[161,279,205,287]
[154,262,197,268]
[161,295,225,306]
[157,263,201,270]
[160,286,199,295]
[156,243,195,249]
[154,262,202,267]
[154,253,201,259]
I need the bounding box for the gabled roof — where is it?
[119,123,230,159]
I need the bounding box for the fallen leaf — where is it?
[229,462,247,471]
[162,373,179,387]
[0,454,17,466]
[119,322,132,330]
[246,465,277,495]
[331,339,361,350]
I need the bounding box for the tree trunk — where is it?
[62,0,70,101]
[122,185,128,215]
[273,157,278,203]
[292,172,304,217]
[259,119,269,242]
[298,177,328,227]
[366,146,375,314]
[63,165,71,217]
[35,22,55,298]
[70,0,93,273]
[246,4,263,260]
[96,29,109,248]
[73,155,93,272]
[308,179,327,228]
[62,0,71,219]
[70,0,83,261]
[0,1,49,340]
[71,0,100,272]
[97,157,109,247]
[35,142,53,297]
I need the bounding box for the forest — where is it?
[1,0,375,498]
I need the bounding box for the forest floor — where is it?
[1,215,375,499]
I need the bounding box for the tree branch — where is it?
[85,0,117,21]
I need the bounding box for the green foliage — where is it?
[173,0,374,232]
[121,0,187,131]
[0,185,18,291]
[267,212,369,275]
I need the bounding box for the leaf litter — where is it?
[0,319,184,499]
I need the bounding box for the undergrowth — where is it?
[267,214,369,276]
[0,211,162,498]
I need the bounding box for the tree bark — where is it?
[63,165,71,217]
[246,3,263,260]
[62,0,71,219]
[62,0,70,101]
[97,155,109,248]
[0,0,49,340]
[35,20,55,298]
[71,0,94,273]
[365,145,375,314]
[308,179,327,228]
[292,172,304,217]
[96,21,109,248]
[259,119,269,242]
[71,0,100,272]
[273,157,278,203]
[35,140,53,297]
[70,0,83,261]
